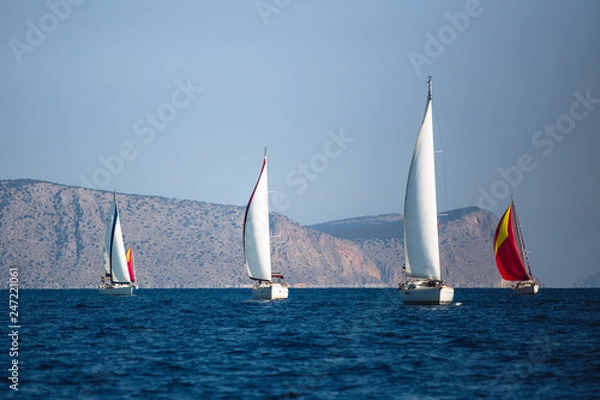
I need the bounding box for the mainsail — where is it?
[243,150,272,282]
[403,79,440,280]
[493,201,531,282]
[104,193,131,284]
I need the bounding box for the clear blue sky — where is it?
[1,0,599,287]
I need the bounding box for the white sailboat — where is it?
[399,77,454,305]
[99,192,136,296]
[243,149,289,300]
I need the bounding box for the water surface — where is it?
[4,288,599,399]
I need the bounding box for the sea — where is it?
[3,288,600,399]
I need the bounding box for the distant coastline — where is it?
[0,178,524,289]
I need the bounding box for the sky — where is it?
[1,0,599,287]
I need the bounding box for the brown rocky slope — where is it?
[310,207,503,288]
[0,179,379,288]
[0,179,502,288]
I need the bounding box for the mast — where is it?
[427,75,432,101]
[108,191,118,282]
[511,196,534,280]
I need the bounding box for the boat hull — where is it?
[98,285,134,296]
[513,281,539,295]
[401,283,454,305]
[253,282,288,300]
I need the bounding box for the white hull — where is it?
[401,281,454,305]
[253,282,288,300]
[513,281,539,295]
[98,285,134,296]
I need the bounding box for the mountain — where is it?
[0,179,502,288]
[573,272,600,288]
[310,207,503,288]
[0,179,379,289]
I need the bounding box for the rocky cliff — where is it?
[0,179,502,288]
[0,179,379,288]
[310,207,503,288]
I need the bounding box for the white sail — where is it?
[243,152,272,281]
[403,81,441,280]
[105,194,131,284]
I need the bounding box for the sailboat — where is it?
[399,77,454,305]
[243,148,289,300]
[99,192,136,296]
[493,196,539,295]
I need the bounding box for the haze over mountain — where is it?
[573,272,600,288]
[1,179,503,289]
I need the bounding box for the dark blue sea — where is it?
[3,289,600,399]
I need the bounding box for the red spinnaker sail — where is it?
[126,247,136,283]
[493,204,530,282]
